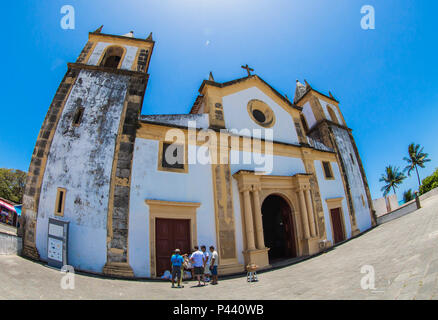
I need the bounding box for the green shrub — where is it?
[419,168,438,195]
[403,189,414,203]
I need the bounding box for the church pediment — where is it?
[198,75,302,145]
[198,75,301,117]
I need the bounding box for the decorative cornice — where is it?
[67,63,150,78]
[89,31,155,44]
[145,199,201,208]
[307,119,352,135]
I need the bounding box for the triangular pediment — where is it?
[199,75,302,117]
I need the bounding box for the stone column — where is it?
[298,189,310,239]
[243,188,256,251]
[251,185,265,250]
[305,188,316,238]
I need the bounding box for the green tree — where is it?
[419,168,438,195]
[402,189,414,203]
[403,143,431,188]
[0,168,27,203]
[379,165,406,196]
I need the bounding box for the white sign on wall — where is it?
[47,218,69,269]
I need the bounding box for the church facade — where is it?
[20,28,376,278]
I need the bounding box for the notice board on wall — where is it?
[47,218,69,269]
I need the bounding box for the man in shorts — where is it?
[170,249,184,288]
[209,246,219,285]
[201,245,211,284]
[190,246,206,286]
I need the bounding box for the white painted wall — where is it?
[87,42,138,70]
[129,138,217,277]
[36,70,130,273]
[302,102,317,129]
[373,197,388,217]
[222,87,299,145]
[373,194,399,217]
[314,160,351,243]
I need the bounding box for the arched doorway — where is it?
[261,194,297,262]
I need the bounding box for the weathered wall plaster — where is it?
[36,69,129,272]
[331,126,372,232]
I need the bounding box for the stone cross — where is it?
[241,64,254,76]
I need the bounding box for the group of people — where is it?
[170,245,219,288]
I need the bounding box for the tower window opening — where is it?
[322,161,334,179]
[72,107,84,126]
[300,114,309,132]
[55,188,66,216]
[100,46,124,69]
[327,106,339,124]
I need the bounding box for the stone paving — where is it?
[1,195,438,300]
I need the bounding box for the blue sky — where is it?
[0,0,436,201]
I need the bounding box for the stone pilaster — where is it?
[298,188,310,240]
[251,186,266,250]
[210,141,244,275]
[305,188,317,238]
[103,74,148,278]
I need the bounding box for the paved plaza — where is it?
[1,194,438,300]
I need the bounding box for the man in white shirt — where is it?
[190,246,206,286]
[209,245,219,285]
[201,245,211,284]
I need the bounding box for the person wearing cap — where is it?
[170,249,184,288]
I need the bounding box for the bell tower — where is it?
[294,80,376,237]
[20,27,154,277]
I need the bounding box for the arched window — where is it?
[100,46,124,69]
[327,106,339,124]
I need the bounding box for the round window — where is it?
[247,99,275,128]
[252,109,266,123]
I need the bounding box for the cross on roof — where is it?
[241,64,254,76]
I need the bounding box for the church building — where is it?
[20,28,376,278]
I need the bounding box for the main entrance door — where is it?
[330,208,345,244]
[155,218,191,276]
[261,195,297,262]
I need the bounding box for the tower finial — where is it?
[304,79,311,88]
[209,72,215,81]
[94,25,104,33]
[329,91,335,99]
[146,32,153,41]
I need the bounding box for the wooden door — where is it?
[155,218,191,276]
[330,208,345,244]
[281,204,297,258]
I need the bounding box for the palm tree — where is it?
[379,165,406,196]
[403,143,431,188]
